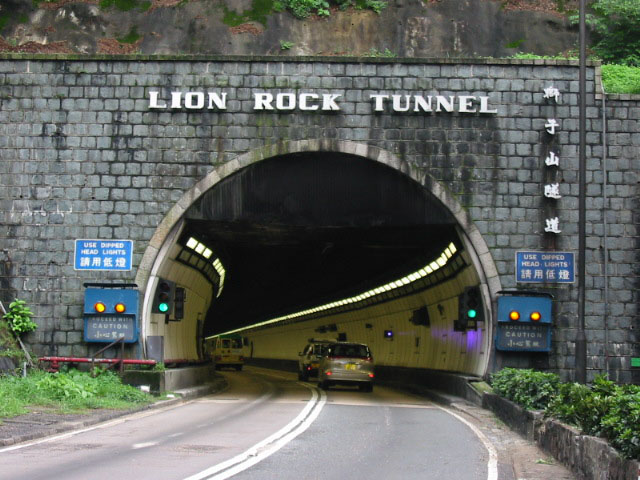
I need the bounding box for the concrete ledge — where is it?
[122,364,218,393]
[483,393,640,480]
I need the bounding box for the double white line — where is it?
[182,383,327,480]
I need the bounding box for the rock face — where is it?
[0,0,577,56]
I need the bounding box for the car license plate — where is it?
[345,363,357,370]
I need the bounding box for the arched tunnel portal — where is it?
[139,145,497,378]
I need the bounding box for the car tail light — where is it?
[306,366,312,371]
[368,373,374,378]
[326,371,332,376]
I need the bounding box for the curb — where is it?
[0,377,227,447]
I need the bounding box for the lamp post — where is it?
[575,0,587,384]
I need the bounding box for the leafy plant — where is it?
[280,40,294,50]
[3,299,37,336]
[490,368,559,410]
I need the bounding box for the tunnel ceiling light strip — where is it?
[186,237,227,297]
[220,242,458,336]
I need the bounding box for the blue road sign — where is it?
[74,239,133,271]
[84,287,139,343]
[496,293,553,352]
[515,251,574,283]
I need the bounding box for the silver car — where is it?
[317,342,374,392]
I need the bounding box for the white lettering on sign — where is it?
[147,90,498,114]
[149,91,228,110]
[369,94,497,114]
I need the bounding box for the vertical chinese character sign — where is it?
[543,85,562,236]
[74,240,133,271]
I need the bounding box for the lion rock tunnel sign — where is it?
[83,284,139,343]
[495,291,553,352]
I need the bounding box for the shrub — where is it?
[490,367,560,410]
[601,64,640,94]
[3,299,37,336]
[491,369,640,460]
[582,0,640,66]
[546,375,617,436]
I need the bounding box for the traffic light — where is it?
[152,278,175,314]
[174,287,186,320]
[456,286,484,330]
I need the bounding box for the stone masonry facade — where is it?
[0,55,637,382]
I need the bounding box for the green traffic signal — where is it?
[158,302,169,313]
[467,309,477,319]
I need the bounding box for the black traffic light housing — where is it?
[174,287,186,320]
[455,285,484,331]
[152,278,175,315]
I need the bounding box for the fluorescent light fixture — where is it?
[220,242,459,336]
[186,237,198,249]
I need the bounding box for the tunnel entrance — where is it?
[140,144,496,377]
[181,152,459,335]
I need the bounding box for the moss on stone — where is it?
[222,0,274,27]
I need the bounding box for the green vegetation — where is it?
[490,368,640,460]
[3,299,37,337]
[491,367,559,410]
[363,47,396,58]
[601,63,640,94]
[577,0,640,66]
[508,53,640,95]
[273,0,387,19]
[99,0,151,13]
[223,0,274,27]
[505,39,524,49]
[117,26,141,44]
[280,40,293,50]
[0,369,153,420]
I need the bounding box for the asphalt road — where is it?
[0,366,494,480]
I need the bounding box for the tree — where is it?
[584,0,640,66]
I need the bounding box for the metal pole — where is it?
[575,0,588,383]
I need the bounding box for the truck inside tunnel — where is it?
[145,151,490,377]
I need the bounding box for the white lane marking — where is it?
[132,441,159,449]
[0,402,189,454]
[437,405,499,480]
[182,384,326,480]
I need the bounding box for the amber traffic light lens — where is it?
[530,311,541,321]
[509,310,520,321]
[94,302,106,313]
[115,303,126,313]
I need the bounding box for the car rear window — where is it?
[330,344,370,358]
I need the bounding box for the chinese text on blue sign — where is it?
[515,251,574,283]
[74,239,133,271]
